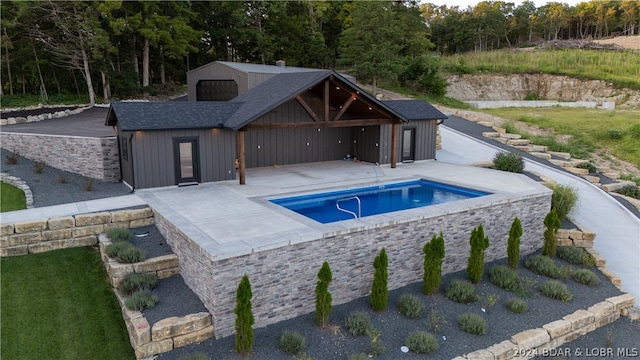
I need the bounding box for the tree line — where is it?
[1,1,638,105]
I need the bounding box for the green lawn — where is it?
[1,247,135,360]
[1,182,27,212]
[481,107,640,170]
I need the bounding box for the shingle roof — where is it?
[106,101,241,131]
[382,100,448,121]
[218,61,324,74]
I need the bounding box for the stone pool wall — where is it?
[154,193,550,339]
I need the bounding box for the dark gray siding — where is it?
[130,128,236,189]
[245,100,351,168]
[379,121,438,164]
[352,126,381,164]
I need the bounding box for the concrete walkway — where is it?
[438,125,640,306]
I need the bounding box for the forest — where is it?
[1,0,638,106]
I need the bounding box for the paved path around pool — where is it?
[438,125,640,306]
[135,159,547,260]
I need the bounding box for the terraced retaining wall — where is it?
[0,132,119,181]
[0,207,153,256]
[154,192,550,338]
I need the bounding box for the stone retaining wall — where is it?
[155,192,550,338]
[0,207,154,257]
[0,132,120,181]
[0,173,34,208]
[456,293,636,360]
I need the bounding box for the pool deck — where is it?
[135,160,549,261]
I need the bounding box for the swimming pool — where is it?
[270,180,490,224]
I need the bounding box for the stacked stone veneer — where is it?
[457,293,636,360]
[154,192,550,339]
[0,132,119,181]
[0,208,153,257]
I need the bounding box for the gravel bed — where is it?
[156,250,629,360]
[142,275,209,326]
[1,148,131,207]
[128,225,173,259]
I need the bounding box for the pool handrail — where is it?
[336,196,361,220]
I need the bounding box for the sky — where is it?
[422,0,584,9]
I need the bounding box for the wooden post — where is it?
[390,123,398,168]
[324,79,330,122]
[237,130,246,185]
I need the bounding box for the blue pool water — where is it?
[270,180,490,224]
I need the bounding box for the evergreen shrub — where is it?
[542,210,561,257]
[235,274,254,354]
[548,184,579,221]
[507,217,522,268]
[467,224,490,283]
[371,248,388,311]
[422,232,445,294]
[315,261,333,327]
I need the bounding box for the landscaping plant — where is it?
[557,246,596,267]
[427,309,448,333]
[315,261,333,327]
[234,274,254,354]
[279,330,306,355]
[457,313,487,335]
[445,280,478,304]
[367,328,386,356]
[548,183,578,221]
[118,272,158,296]
[124,290,158,311]
[371,248,388,311]
[507,217,522,268]
[492,151,524,173]
[524,254,568,279]
[345,311,371,336]
[539,280,573,302]
[506,298,528,313]
[422,232,445,295]
[106,227,132,242]
[467,224,490,283]
[542,210,561,257]
[573,269,600,286]
[489,265,519,292]
[404,331,439,354]
[398,293,425,319]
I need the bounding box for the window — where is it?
[196,80,238,101]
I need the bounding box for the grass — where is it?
[442,49,640,90]
[0,93,91,108]
[1,182,27,212]
[0,247,135,360]
[481,107,640,169]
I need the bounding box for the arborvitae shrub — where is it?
[235,274,254,354]
[315,261,333,327]
[507,217,522,268]
[548,183,579,221]
[492,151,524,173]
[506,298,528,313]
[345,311,371,336]
[422,232,445,295]
[457,313,487,335]
[279,330,306,355]
[404,331,439,354]
[124,290,158,311]
[539,280,573,302]
[106,227,132,242]
[557,246,596,267]
[398,294,425,319]
[445,280,478,304]
[371,248,388,311]
[467,224,490,283]
[542,210,561,257]
[489,265,519,292]
[118,272,158,296]
[573,269,600,286]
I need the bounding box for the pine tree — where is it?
[422,232,445,294]
[467,224,490,284]
[507,217,523,268]
[542,210,561,257]
[234,274,254,354]
[371,248,389,311]
[315,261,333,327]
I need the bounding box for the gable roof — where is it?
[225,70,404,130]
[106,101,241,131]
[382,100,447,121]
